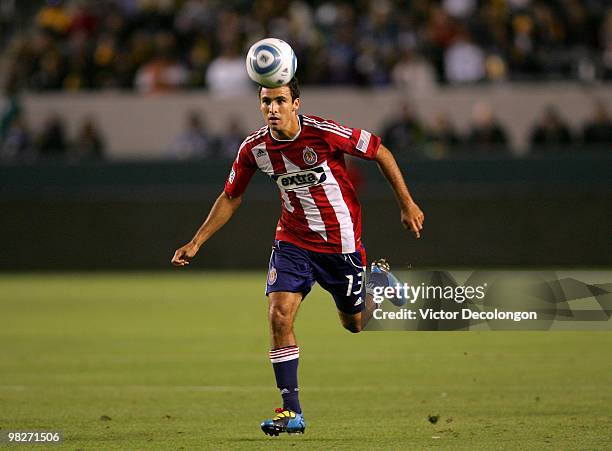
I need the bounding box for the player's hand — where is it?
[401,201,425,239]
[171,241,200,266]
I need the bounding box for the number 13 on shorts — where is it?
[345,271,364,296]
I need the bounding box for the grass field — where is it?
[1,272,611,450]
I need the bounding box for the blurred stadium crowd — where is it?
[380,100,612,158]
[1,0,612,93]
[0,0,611,162]
[1,99,611,163]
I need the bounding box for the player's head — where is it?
[259,77,301,133]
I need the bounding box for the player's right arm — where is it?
[171,141,257,266]
[171,191,243,266]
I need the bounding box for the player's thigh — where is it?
[266,240,315,300]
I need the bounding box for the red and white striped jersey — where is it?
[224,115,381,254]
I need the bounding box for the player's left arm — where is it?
[374,144,425,238]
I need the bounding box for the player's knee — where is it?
[269,305,290,321]
[269,306,293,330]
[343,322,362,333]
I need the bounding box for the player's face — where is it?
[259,86,300,136]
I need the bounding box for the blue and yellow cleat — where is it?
[367,258,406,307]
[261,407,306,436]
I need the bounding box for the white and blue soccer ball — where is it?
[245,38,297,88]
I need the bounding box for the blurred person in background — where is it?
[391,50,437,93]
[560,0,595,50]
[444,28,486,83]
[309,2,356,84]
[582,101,612,150]
[184,34,212,89]
[425,113,461,159]
[0,115,33,163]
[467,101,509,155]
[353,1,396,86]
[470,2,511,78]
[167,110,211,160]
[68,0,98,38]
[529,2,567,77]
[529,106,573,154]
[205,8,250,94]
[216,115,246,159]
[424,5,462,83]
[72,117,105,161]
[36,113,68,159]
[206,44,252,96]
[508,11,539,78]
[116,31,155,89]
[64,0,102,88]
[35,0,71,37]
[92,32,120,89]
[0,77,21,144]
[380,102,426,159]
[29,45,66,91]
[135,31,187,95]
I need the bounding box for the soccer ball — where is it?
[245,38,297,88]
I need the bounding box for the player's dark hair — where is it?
[258,77,300,101]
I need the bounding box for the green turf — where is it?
[1,272,611,450]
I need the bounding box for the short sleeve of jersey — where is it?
[224,145,257,198]
[327,119,381,160]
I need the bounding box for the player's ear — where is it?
[293,97,300,112]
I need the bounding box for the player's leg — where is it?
[262,241,312,435]
[336,283,381,332]
[312,246,403,332]
[359,259,405,328]
[263,291,305,435]
[268,291,303,418]
[268,291,302,348]
[311,246,368,333]
[263,296,307,435]
[337,298,375,332]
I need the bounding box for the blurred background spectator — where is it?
[582,101,612,150]
[529,106,573,154]
[425,113,461,159]
[36,113,68,159]
[135,31,188,94]
[72,116,105,161]
[216,115,246,158]
[0,77,21,144]
[391,50,436,93]
[466,101,509,155]
[0,114,33,162]
[381,103,426,158]
[444,28,485,84]
[205,44,252,97]
[167,110,211,160]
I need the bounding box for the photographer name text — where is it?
[373,308,538,322]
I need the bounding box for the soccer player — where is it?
[171,78,424,436]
